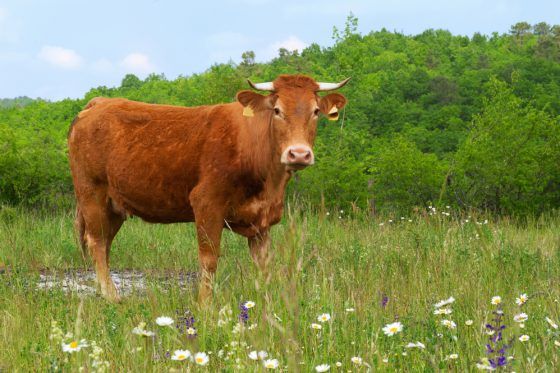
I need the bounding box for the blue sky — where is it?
[1,0,559,100]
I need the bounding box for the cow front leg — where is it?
[191,196,225,304]
[248,229,270,271]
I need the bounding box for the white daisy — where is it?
[351,356,363,365]
[491,296,502,305]
[519,335,530,342]
[405,341,426,349]
[194,352,209,365]
[248,351,258,360]
[434,296,455,308]
[317,313,331,323]
[171,349,191,361]
[258,351,268,360]
[383,321,403,336]
[434,308,452,315]
[132,322,155,337]
[315,364,330,372]
[345,308,355,312]
[61,339,88,353]
[311,323,322,330]
[476,362,495,370]
[335,361,342,367]
[155,316,174,327]
[441,319,457,329]
[447,353,459,360]
[263,358,279,369]
[186,327,197,335]
[244,301,256,309]
[513,313,528,323]
[465,320,474,325]
[515,294,528,306]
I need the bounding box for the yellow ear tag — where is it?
[328,106,339,121]
[243,106,254,117]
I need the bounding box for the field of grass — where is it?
[1,206,559,371]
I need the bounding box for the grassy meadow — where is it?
[1,206,559,371]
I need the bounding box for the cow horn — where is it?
[316,77,351,91]
[247,80,275,91]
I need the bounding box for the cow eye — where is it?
[274,107,281,116]
[313,108,320,116]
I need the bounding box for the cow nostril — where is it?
[288,150,296,160]
[304,152,311,161]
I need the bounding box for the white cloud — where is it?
[38,46,83,69]
[120,53,155,74]
[204,32,308,63]
[261,35,308,60]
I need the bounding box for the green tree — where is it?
[452,78,560,214]
[120,74,142,90]
[366,136,447,213]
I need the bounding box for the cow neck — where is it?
[244,111,287,188]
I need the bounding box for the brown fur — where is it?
[67,74,348,302]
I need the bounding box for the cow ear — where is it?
[237,91,277,117]
[319,93,347,121]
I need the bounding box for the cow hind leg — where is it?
[78,193,124,302]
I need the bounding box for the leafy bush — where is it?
[367,136,447,213]
[451,79,560,215]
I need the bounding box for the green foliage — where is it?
[1,19,560,215]
[367,136,447,212]
[452,79,560,214]
[0,96,36,109]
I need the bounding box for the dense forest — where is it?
[1,17,559,215]
[0,96,36,109]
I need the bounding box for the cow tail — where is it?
[75,206,88,261]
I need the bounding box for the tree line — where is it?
[1,17,559,215]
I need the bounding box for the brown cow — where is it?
[68,74,349,302]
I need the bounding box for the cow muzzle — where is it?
[281,145,314,170]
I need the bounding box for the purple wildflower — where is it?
[175,309,197,338]
[239,303,249,324]
[380,294,389,308]
[481,306,514,369]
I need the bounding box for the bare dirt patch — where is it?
[36,269,197,296]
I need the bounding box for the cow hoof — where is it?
[103,292,121,303]
[100,284,121,303]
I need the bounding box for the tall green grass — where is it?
[1,207,559,371]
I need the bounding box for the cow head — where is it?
[236,75,349,171]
